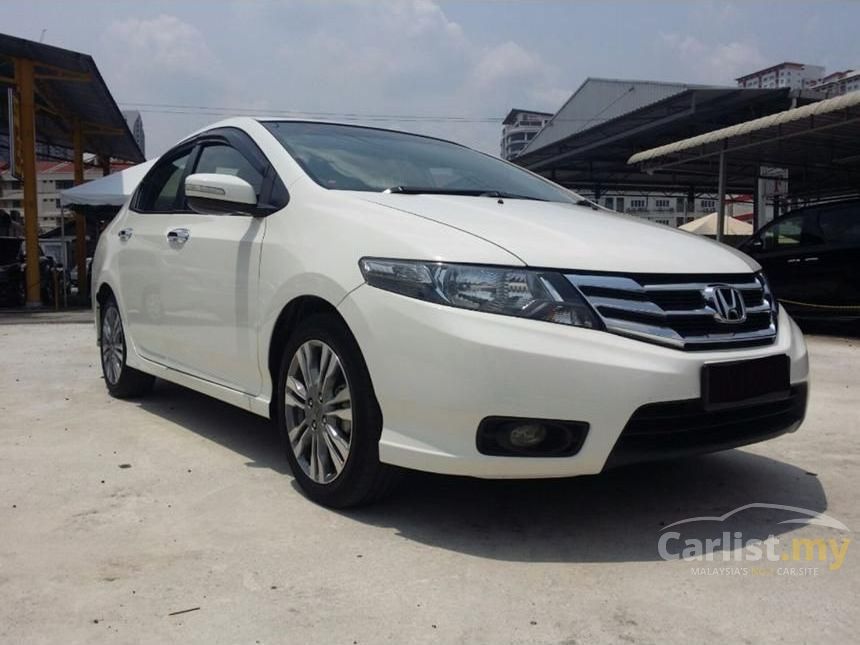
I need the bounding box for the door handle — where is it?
[117,227,133,241]
[167,228,190,245]
[786,258,801,264]
[804,256,819,262]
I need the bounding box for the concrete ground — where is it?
[0,321,858,644]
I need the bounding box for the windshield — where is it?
[263,121,578,203]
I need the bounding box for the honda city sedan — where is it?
[92,118,809,507]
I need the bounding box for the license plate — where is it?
[702,355,790,409]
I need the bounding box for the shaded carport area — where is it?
[628,92,860,240]
[514,86,815,195]
[0,33,144,306]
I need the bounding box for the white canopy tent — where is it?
[679,211,753,236]
[59,158,156,207]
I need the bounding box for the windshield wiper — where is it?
[478,190,546,202]
[384,186,546,201]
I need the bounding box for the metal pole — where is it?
[73,121,87,302]
[716,150,727,243]
[15,57,41,307]
[60,206,67,308]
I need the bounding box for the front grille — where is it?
[567,272,777,350]
[605,384,808,469]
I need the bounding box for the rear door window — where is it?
[817,203,860,244]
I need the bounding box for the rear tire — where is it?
[276,313,397,508]
[100,296,155,399]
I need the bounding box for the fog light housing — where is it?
[477,417,589,457]
[508,423,547,448]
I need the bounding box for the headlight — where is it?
[757,271,779,315]
[359,258,601,329]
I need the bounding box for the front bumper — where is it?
[339,285,809,478]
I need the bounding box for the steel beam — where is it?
[15,57,41,307]
[716,150,727,243]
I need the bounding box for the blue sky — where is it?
[4,1,858,156]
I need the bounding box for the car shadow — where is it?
[134,380,828,564]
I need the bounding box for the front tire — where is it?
[276,314,397,508]
[100,296,155,399]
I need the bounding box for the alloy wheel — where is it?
[101,307,124,385]
[283,340,353,484]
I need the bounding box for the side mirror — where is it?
[185,173,258,216]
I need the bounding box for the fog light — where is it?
[508,423,547,448]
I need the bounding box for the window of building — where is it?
[615,197,624,211]
[655,198,671,210]
[701,199,716,211]
[655,219,670,226]
[55,180,74,190]
[603,197,614,209]
[630,198,646,210]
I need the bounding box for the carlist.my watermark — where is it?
[657,503,851,576]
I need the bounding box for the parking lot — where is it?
[1,321,858,644]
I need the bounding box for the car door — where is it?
[117,145,196,363]
[748,211,827,306]
[816,201,860,307]
[157,131,275,395]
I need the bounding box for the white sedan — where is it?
[92,118,809,507]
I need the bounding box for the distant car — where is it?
[0,237,55,306]
[740,200,860,322]
[92,118,809,508]
[0,237,25,306]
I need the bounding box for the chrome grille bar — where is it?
[567,273,778,351]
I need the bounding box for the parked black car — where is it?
[740,199,860,322]
[0,237,56,307]
[0,237,25,306]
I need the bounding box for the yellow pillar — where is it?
[15,58,41,307]
[73,121,87,300]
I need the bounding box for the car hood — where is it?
[353,193,759,274]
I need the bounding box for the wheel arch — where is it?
[267,295,352,418]
[94,281,116,342]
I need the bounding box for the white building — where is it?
[736,62,825,90]
[500,109,552,160]
[0,161,130,232]
[807,69,860,97]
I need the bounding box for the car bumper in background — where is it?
[339,285,809,479]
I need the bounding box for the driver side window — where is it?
[761,213,822,250]
[134,150,193,213]
[193,144,264,200]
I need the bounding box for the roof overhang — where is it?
[628,92,860,199]
[0,32,143,163]
[514,87,808,193]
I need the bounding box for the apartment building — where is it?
[735,62,825,90]
[500,108,552,160]
[0,161,129,232]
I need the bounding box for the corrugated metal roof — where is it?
[628,91,860,165]
[0,32,143,163]
[521,78,703,155]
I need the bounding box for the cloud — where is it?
[104,14,215,74]
[661,33,766,84]
[96,1,570,155]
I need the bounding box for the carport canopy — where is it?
[628,92,860,202]
[1,32,144,306]
[60,159,155,208]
